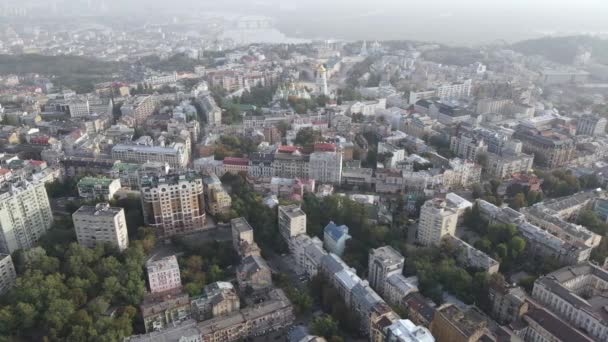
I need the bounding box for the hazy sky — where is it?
[11,0,608,44]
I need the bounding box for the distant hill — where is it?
[510,36,608,65]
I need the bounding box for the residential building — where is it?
[521,305,595,342]
[384,319,435,342]
[368,246,405,297]
[0,254,16,295]
[141,292,191,332]
[272,147,310,179]
[248,153,274,179]
[485,152,534,179]
[112,143,189,169]
[308,151,342,184]
[0,179,53,254]
[140,172,206,237]
[72,203,129,251]
[223,157,249,175]
[576,114,607,136]
[231,217,256,257]
[408,80,472,104]
[403,293,436,328]
[146,255,182,294]
[443,235,500,274]
[190,282,240,321]
[323,221,351,256]
[278,204,307,245]
[531,263,608,341]
[384,274,419,309]
[450,134,487,162]
[197,95,222,126]
[203,174,231,216]
[488,281,528,324]
[430,304,487,342]
[77,177,121,200]
[291,234,326,277]
[513,127,575,168]
[236,255,272,291]
[417,199,458,247]
[120,95,159,126]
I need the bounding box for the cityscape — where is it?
[1,1,608,342]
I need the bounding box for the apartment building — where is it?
[191,281,240,321]
[576,114,607,136]
[0,179,53,254]
[72,203,129,251]
[417,199,458,247]
[76,176,121,200]
[112,143,189,169]
[368,246,405,297]
[0,254,16,295]
[308,151,343,184]
[278,204,307,245]
[140,172,206,237]
[146,255,182,294]
[513,127,575,168]
[450,134,488,161]
[531,263,608,341]
[120,95,159,126]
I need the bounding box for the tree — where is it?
[509,236,526,258]
[509,193,528,210]
[310,315,339,339]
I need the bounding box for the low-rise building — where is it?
[77,177,121,200]
[236,255,272,291]
[443,235,500,274]
[531,263,608,341]
[323,221,351,256]
[203,174,231,216]
[430,304,487,342]
[147,255,182,294]
[190,282,239,321]
[140,292,191,333]
[488,281,528,325]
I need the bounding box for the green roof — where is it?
[111,162,141,172]
[78,177,116,187]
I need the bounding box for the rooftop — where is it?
[231,217,253,233]
[73,203,123,217]
[77,176,117,187]
[324,221,350,241]
[279,204,306,219]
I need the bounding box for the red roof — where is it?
[278,145,300,153]
[223,157,249,166]
[0,169,11,175]
[28,160,46,166]
[314,143,336,152]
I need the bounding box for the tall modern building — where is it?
[368,246,405,297]
[0,179,53,254]
[72,203,129,251]
[278,204,307,243]
[0,254,16,295]
[417,199,458,247]
[140,172,206,237]
[576,114,607,136]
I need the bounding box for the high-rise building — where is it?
[576,114,607,136]
[140,172,206,237]
[146,255,182,294]
[308,151,343,184]
[72,203,129,251]
[0,179,53,254]
[417,199,458,246]
[368,246,405,297]
[278,204,307,243]
[0,254,16,295]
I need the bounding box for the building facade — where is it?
[72,203,129,251]
[146,255,182,294]
[417,199,458,247]
[140,172,206,237]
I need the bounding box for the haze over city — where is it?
[1,1,608,342]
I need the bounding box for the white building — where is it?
[384,319,435,342]
[0,254,16,295]
[308,151,342,184]
[417,199,458,246]
[146,255,182,294]
[368,246,405,297]
[278,205,307,244]
[0,180,53,254]
[112,143,189,169]
[72,203,129,251]
[292,234,327,277]
[532,263,608,341]
[408,80,472,104]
